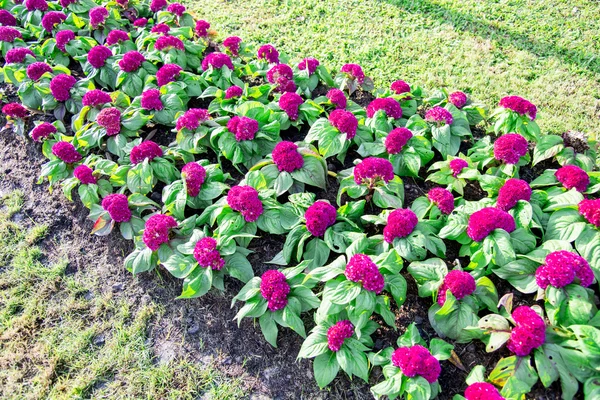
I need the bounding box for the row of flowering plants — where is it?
[1,0,599,398]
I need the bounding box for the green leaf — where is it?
[298,330,329,359]
[545,209,586,242]
[179,267,213,299]
[259,312,279,347]
[407,258,447,297]
[429,338,454,361]
[283,306,306,338]
[532,135,564,166]
[328,280,361,305]
[385,274,407,308]
[494,356,538,399]
[313,352,339,389]
[226,253,254,283]
[124,248,157,274]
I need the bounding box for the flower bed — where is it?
[1,1,599,399]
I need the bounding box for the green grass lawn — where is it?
[188,0,600,138]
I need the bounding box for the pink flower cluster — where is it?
[167,2,186,16]
[151,24,170,35]
[266,64,295,93]
[384,209,418,243]
[55,30,75,52]
[305,201,337,236]
[150,0,166,12]
[25,0,47,11]
[353,157,394,185]
[555,165,589,192]
[155,35,184,51]
[202,52,234,71]
[496,178,531,211]
[298,57,319,75]
[427,187,455,215]
[141,89,163,111]
[279,92,303,120]
[579,198,600,227]
[467,207,515,242]
[260,270,290,311]
[88,45,112,68]
[26,62,52,81]
[506,306,545,356]
[340,63,365,84]
[30,122,56,142]
[493,134,528,164]
[425,106,453,125]
[106,30,129,45]
[176,108,209,131]
[193,237,225,270]
[437,270,476,305]
[5,48,33,63]
[326,88,347,109]
[257,44,279,64]
[449,158,468,177]
[227,116,259,141]
[329,109,358,139]
[102,193,131,222]
[156,64,182,86]
[181,162,206,197]
[225,86,243,99]
[130,141,163,165]
[0,26,21,42]
[345,254,384,293]
[89,6,108,29]
[0,10,16,26]
[41,11,66,32]
[499,96,537,121]
[143,214,177,251]
[391,345,441,383]
[195,20,210,37]
[82,90,111,107]
[133,18,147,27]
[449,91,467,109]
[223,36,241,56]
[2,103,28,119]
[366,98,402,119]
[227,186,263,222]
[272,141,304,172]
[464,383,504,400]
[52,141,82,163]
[535,250,594,289]
[97,107,121,136]
[385,128,412,154]
[390,80,410,95]
[326,320,353,352]
[73,164,97,185]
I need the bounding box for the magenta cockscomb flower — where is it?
[272,141,303,172]
[26,62,52,81]
[425,106,453,125]
[225,85,243,99]
[499,96,537,121]
[106,30,130,45]
[279,92,304,121]
[50,74,76,101]
[390,80,410,95]
[52,141,82,163]
[427,187,455,215]
[298,57,319,75]
[30,122,56,142]
[385,128,412,154]
[82,90,111,107]
[227,185,263,222]
[257,44,279,64]
[133,18,147,27]
[579,198,600,227]
[345,253,385,293]
[116,0,128,7]
[267,64,295,92]
[55,30,75,52]
[118,51,145,73]
[195,20,210,37]
[326,88,347,109]
[448,91,468,109]
[89,6,108,29]
[353,157,394,186]
[88,45,112,68]
[166,2,185,16]
[449,158,468,177]
[260,270,290,311]
[437,270,476,305]
[181,162,207,197]
[493,134,528,164]
[467,207,515,242]
[0,26,21,42]
[227,116,259,142]
[151,23,170,34]
[202,52,234,71]
[41,11,66,32]
[175,108,209,131]
[392,345,441,383]
[366,98,402,119]
[25,0,47,11]
[555,164,589,192]
[194,237,225,270]
[496,179,531,211]
[340,63,364,84]
[327,320,353,352]
[383,208,418,243]
[506,306,545,356]
[223,36,241,56]
[4,48,32,64]
[0,10,17,26]
[59,0,77,6]
[305,201,337,237]
[535,250,594,289]
[464,383,505,400]
[156,64,182,86]
[150,0,166,12]
[140,89,163,111]
[73,164,97,185]
[2,103,28,119]
[96,107,121,136]
[329,109,358,139]
[143,214,177,251]
[155,35,184,51]
[102,194,132,222]
[130,141,162,165]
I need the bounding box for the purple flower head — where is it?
[272,141,303,173]
[353,157,394,186]
[427,187,455,215]
[535,250,594,289]
[225,85,243,99]
[391,80,411,95]
[326,88,347,109]
[73,164,97,185]
[30,122,56,142]
[89,6,108,29]
[449,158,468,177]
[223,36,241,56]
[340,63,365,85]
[150,0,166,12]
[25,0,47,11]
[130,141,163,165]
[499,95,537,121]
[555,165,589,192]
[0,26,21,42]
[140,89,163,111]
[52,141,82,163]
[194,237,225,270]
[106,30,130,46]
[437,270,476,305]
[425,106,453,125]
[260,270,290,311]
[41,11,66,32]
[383,208,418,243]
[327,320,353,352]
[55,30,75,52]
[156,64,182,86]
[176,108,210,131]
[267,64,294,92]
[298,57,319,75]
[166,3,186,16]
[305,201,337,237]
[497,179,531,211]
[366,98,402,119]
[50,74,76,102]
[257,44,279,64]
[279,92,303,121]
[155,35,184,51]
[345,253,384,293]
[26,62,52,81]
[227,116,258,142]
[329,109,358,139]
[181,162,206,197]
[151,23,170,34]
[88,45,112,68]
[116,0,128,6]
[102,194,132,222]
[0,10,17,26]
[449,91,468,109]
[385,127,412,154]
[227,185,263,222]
[133,18,148,27]
[391,345,441,383]
[2,103,28,119]
[118,51,145,72]
[506,306,545,356]
[82,90,111,107]
[467,207,516,242]
[493,134,528,164]
[59,0,77,6]
[579,198,600,227]
[195,20,210,37]
[201,52,234,71]
[465,383,505,400]
[5,48,32,64]
[142,214,177,251]
[96,107,121,136]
